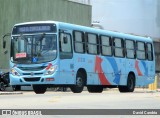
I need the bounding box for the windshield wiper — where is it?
[35,33,46,57]
[20,33,29,42]
[39,33,45,41]
[14,59,32,64]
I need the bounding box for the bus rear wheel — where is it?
[33,85,47,94]
[70,72,84,93]
[87,86,103,93]
[118,74,135,92]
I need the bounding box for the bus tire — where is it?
[70,72,84,93]
[118,74,135,92]
[33,85,47,94]
[12,85,21,91]
[126,74,135,92]
[118,86,126,92]
[87,86,103,93]
[0,82,6,91]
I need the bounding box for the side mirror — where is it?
[63,37,68,44]
[3,41,6,49]
[3,33,11,49]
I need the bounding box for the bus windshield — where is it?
[11,34,57,64]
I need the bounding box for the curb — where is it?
[0,92,23,95]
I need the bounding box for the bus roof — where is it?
[14,21,153,43]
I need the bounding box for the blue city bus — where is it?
[4,21,155,94]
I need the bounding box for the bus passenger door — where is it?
[59,31,74,84]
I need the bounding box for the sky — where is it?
[90,0,160,40]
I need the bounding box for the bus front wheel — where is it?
[0,82,6,91]
[12,85,21,91]
[33,85,47,94]
[87,86,103,93]
[118,74,135,92]
[70,72,84,93]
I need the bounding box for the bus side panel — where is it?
[111,57,126,86]
[98,56,114,85]
[101,56,124,86]
[59,58,75,85]
[85,55,126,86]
[144,60,155,85]
[93,55,119,86]
[134,60,148,86]
[74,55,101,85]
[125,59,137,85]
[76,55,128,86]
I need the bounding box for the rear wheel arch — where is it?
[70,68,87,93]
[118,71,136,92]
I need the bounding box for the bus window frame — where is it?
[99,35,112,56]
[113,37,125,58]
[86,32,99,55]
[59,32,73,59]
[136,41,146,60]
[125,39,136,59]
[146,42,153,61]
[73,30,85,54]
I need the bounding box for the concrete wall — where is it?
[0,0,91,70]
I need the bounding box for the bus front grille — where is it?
[23,73,43,75]
[23,77,40,82]
[18,66,47,71]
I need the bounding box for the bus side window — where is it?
[100,35,112,56]
[146,43,153,61]
[86,33,99,55]
[125,39,135,59]
[73,31,85,53]
[59,32,73,59]
[113,37,124,58]
[136,41,146,60]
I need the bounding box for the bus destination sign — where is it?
[12,24,57,34]
[19,26,51,32]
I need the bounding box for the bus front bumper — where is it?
[9,73,59,86]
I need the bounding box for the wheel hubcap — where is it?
[76,77,83,87]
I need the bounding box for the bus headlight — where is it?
[45,65,57,75]
[11,68,20,76]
